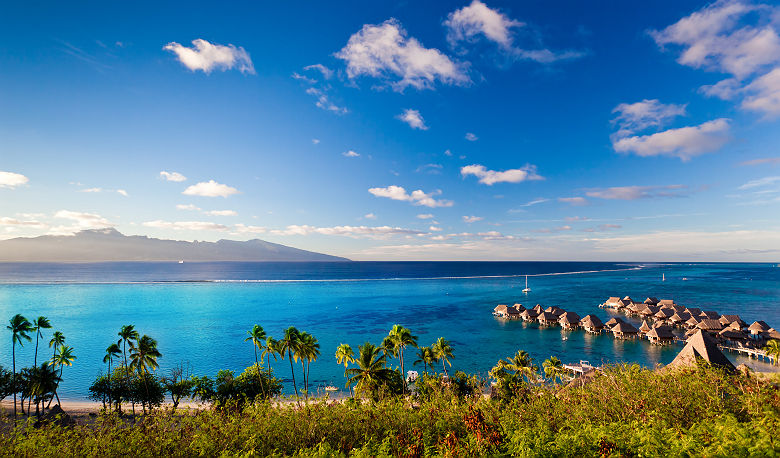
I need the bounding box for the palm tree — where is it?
[765,340,780,365]
[23,363,60,417]
[49,331,65,359]
[432,337,454,377]
[262,337,279,375]
[345,342,393,397]
[413,346,436,374]
[299,332,320,399]
[244,324,267,398]
[49,345,76,407]
[506,350,539,384]
[103,343,121,407]
[28,316,52,413]
[7,314,33,417]
[118,325,140,414]
[543,356,567,384]
[129,335,162,412]
[335,343,355,396]
[380,336,397,359]
[387,325,417,391]
[278,327,301,401]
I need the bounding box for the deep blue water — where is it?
[0,261,778,400]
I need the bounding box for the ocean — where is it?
[0,261,778,400]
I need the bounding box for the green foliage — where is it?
[0,365,13,401]
[2,365,780,456]
[414,371,483,401]
[190,365,282,408]
[87,368,165,412]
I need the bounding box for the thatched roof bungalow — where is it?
[765,328,780,341]
[605,317,625,328]
[699,311,720,320]
[658,299,676,307]
[685,316,701,328]
[580,315,604,333]
[612,321,639,339]
[559,311,581,330]
[493,304,522,319]
[685,307,702,317]
[647,325,675,345]
[532,304,544,314]
[654,308,675,321]
[666,330,735,372]
[512,303,526,313]
[748,321,771,336]
[537,311,559,326]
[718,328,748,342]
[719,315,746,328]
[520,309,539,322]
[697,319,724,333]
[545,306,566,317]
[639,320,652,335]
[669,312,691,326]
[604,297,621,307]
[644,297,660,305]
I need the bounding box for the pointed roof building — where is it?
[667,330,735,372]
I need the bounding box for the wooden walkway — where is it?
[719,344,776,364]
[564,360,597,375]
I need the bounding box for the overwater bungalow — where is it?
[685,307,702,317]
[639,320,652,335]
[605,317,625,328]
[612,321,639,339]
[685,316,701,328]
[638,306,659,318]
[537,311,559,326]
[644,297,660,305]
[646,325,675,345]
[559,311,581,330]
[670,304,686,314]
[718,328,748,343]
[697,319,724,335]
[628,303,646,316]
[493,304,522,319]
[512,303,526,313]
[580,315,604,333]
[532,304,544,314]
[669,312,691,327]
[654,308,674,321]
[603,297,621,308]
[545,306,566,317]
[520,308,539,322]
[748,321,771,339]
[765,328,780,341]
[719,315,746,329]
[699,311,720,320]
[658,299,676,307]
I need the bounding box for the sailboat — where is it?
[522,275,531,293]
[662,273,665,282]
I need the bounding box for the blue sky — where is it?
[1,0,780,261]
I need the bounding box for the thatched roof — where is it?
[671,305,686,313]
[494,304,507,313]
[719,315,745,327]
[559,311,581,325]
[685,316,701,327]
[605,317,625,327]
[699,311,720,320]
[520,309,539,319]
[728,321,743,331]
[580,314,604,328]
[545,306,566,317]
[697,319,723,331]
[685,307,702,316]
[537,311,558,322]
[655,308,674,319]
[612,321,639,334]
[647,325,675,340]
[606,296,620,304]
[512,303,526,312]
[766,328,780,340]
[719,328,747,340]
[622,296,633,302]
[667,330,735,371]
[632,303,648,314]
[658,299,675,306]
[669,312,690,323]
[639,320,652,333]
[749,321,771,333]
[644,297,660,305]
[532,304,544,314]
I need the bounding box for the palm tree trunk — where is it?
[29,333,39,414]
[288,350,300,404]
[12,342,16,418]
[254,346,265,399]
[301,360,307,402]
[107,360,112,409]
[442,359,448,377]
[399,346,405,392]
[306,361,311,400]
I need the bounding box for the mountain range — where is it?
[0,228,350,262]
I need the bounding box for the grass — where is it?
[1,363,779,457]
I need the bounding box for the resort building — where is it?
[639,320,652,335]
[605,317,625,328]
[611,321,639,339]
[644,297,660,305]
[685,316,701,329]
[699,311,720,320]
[765,328,780,341]
[719,315,746,329]
[558,312,581,330]
[545,306,566,317]
[748,321,771,339]
[718,328,748,344]
[646,325,675,345]
[669,312,691,327]
[654,308,674,322]
[604,297,620,307]
[520,308,539,322]
[658,299,676,307]
[537,311,559,326]
[580,315,604,334]
[493,304,522,319]
[696,319,724,335]
[667,330,735,372]
[532,304,544,314]
[685,307,702,317]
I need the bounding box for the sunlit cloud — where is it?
[0,171,29,189]
[143,220,229,231]
[397,109,428,130]
[182,180,240,198]
[163,39,255,74]
[461,164,543,185]
[160,171,187,182]
[369,185,454,208]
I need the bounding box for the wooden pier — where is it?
[718,344,776,364]
[564,360,597,375]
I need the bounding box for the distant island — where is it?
[0,228,350,262]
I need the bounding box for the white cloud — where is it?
[182,180,240,198]
[177,204,201,211]
[417,213,435,219]
[738,175,780,189]
[204,210,238,216]
[335,18,470,91]
[271,224,426,239]
[312,139,320,145]
[160,171,187,182]
[519,198,549,207]
[368,185,454,208]
[742,67,780,116]
[444,149,453,156]
[305,87,348,114]
[461,164,543,185]
[415,163,443,174]
[463,215,483,223]
[303,63,333,79]
[0,171,29,189]
[49,210,113,234]
[79,187,103,193]
[233,224,267,234]
[0,217,47,229]
[364,213,377,220]
[163,39,255,74]
[611,99,687,135]
[585,185,688,200]
[741,157,780,166]
[558,197,588,206]
[117,189,128,197]
[612,118,731,160]
[444,0,584,63]
[343,150,360,158]
[143,220,229,231]
[429,225,443,232]
[465,132,478,141]
[397,109,428,130]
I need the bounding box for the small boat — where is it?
[682,277,688,281]
[522,275,531,293]
[178,260,184,264]
[662,273,665,282]
[324,386,338,392]
[562,336,568,341]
